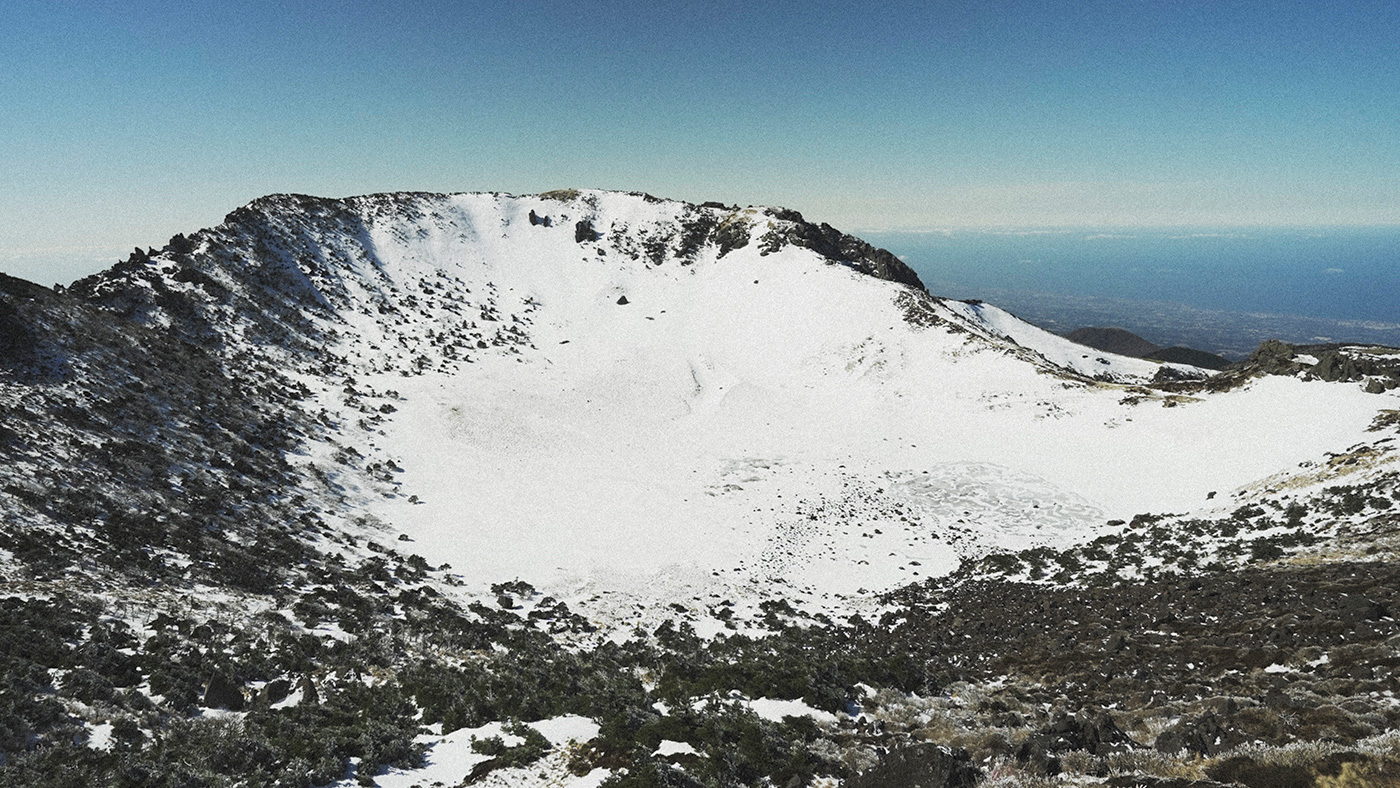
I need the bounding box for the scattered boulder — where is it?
[616,295,629,305]
[847,743,980,788]
[757,213,925,291]
[1248,339,1301,375]
[1313,350,1363,382]
[575,219,599,243]
[1025,709,1134,764]
[1154,712,1229,756]
[299,675,319,705]
[257,678,291,706]
[202,673,245,711]
[1206,750,1375,788]
[1107,778,1234,788]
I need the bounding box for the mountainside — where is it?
[4,190,1400,787]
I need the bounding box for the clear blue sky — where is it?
[2,0,1398,283]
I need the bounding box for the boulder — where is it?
[575,219,600,243]
[1154,712,1228,756]
[847,744,980,788]
[1248,339,1300,375]
[202,673,245,710]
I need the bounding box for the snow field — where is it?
[276,190,1398,632]
[350,715,605,788]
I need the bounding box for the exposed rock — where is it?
[258,677,291,706]
[847,744,980,788]
[711,215,752,258]
[1248,339,1301,375]
[299,674,319,705]
[202,672,245,711]
[1154,712,1229,756]
[0,275,43,368]
[1314,350,1362,382]
[757,212,925,291]
[574,219,599,243]
[1206,750,1377,788]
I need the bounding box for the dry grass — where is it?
[538,189,581,202]
[1105,748,1207,780]
[1368,409,1400,432]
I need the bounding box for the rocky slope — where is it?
[2,190,1400,787]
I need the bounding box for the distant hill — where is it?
[1146,345,1234,370]
[1064,326,1234,371]
[1064,326,1161,357]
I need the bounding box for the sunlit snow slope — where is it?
[75,189,1395,627]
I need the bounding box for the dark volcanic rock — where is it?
[758,209,926,292]
[1249,339,1302,375]
[1313,349,1365,382]
[1154,712,1229,756]
[574,218,600,243]
[1207,750,1376,788]
[258,677,291,706]
[202,673,245,711]
[847,744,980,788]
[0,275,45,371]
[1017,710,1135,774]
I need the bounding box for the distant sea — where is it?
[862,227,1400,360]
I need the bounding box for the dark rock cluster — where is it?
[757,208,926,291]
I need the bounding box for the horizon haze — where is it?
[3,1,1398,285]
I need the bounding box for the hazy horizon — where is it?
[4,1,1398,284]
[6,200,1400,290]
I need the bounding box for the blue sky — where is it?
[2,0,1398,283]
